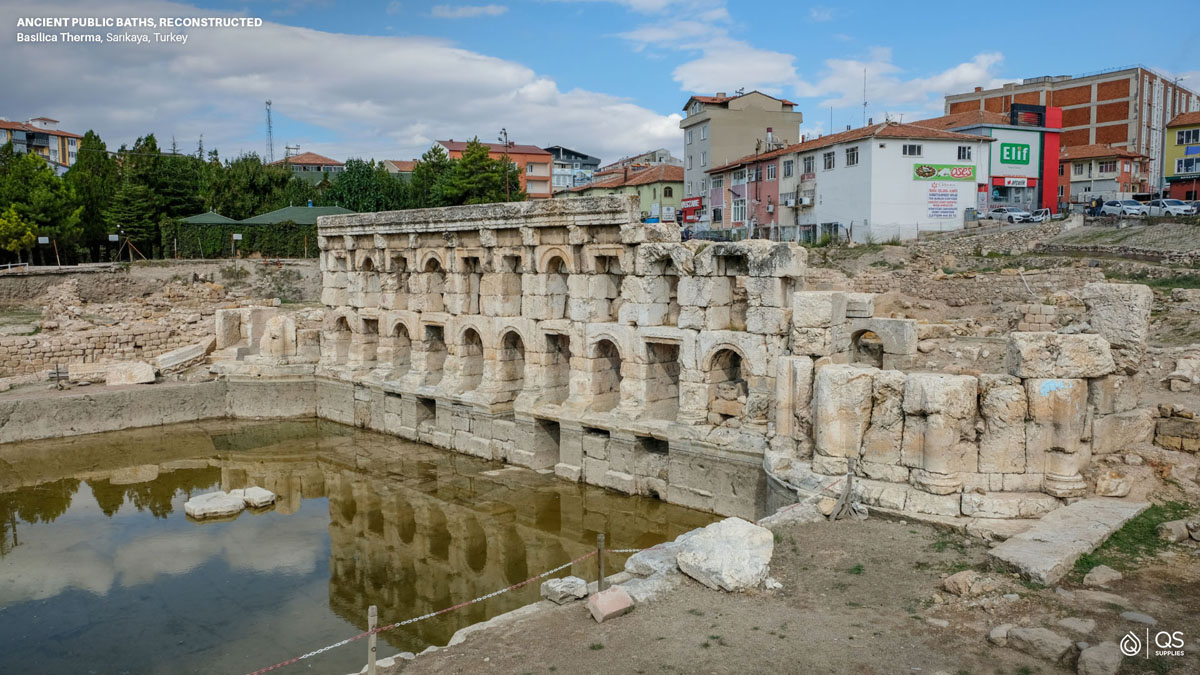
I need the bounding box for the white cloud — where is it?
[672,38,800,96]
[809,7,834,22]
[386,1,402,15]
[0,0,681,163]
[430,4,508,18]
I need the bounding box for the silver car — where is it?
[986,206,1032,223]
[1099,200,1148,216]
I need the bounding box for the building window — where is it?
[574,162,580,169]
[1073,163,1084,176]
[664,186,674,197]
[69,151,77,162]
[68,138,77,148]
[1098,160,1117,173]
[1058,185,1064,197]
[688,155,693,170]
[733,170,746,185]
[803,155,814,174]
[1178,129,1200,145]
[686,181,692,194]
[845,146,859,167]
[823,152,835,170]
[700,124,708,140]
[700,151,707,167]
[957,146,972,161]
[783,159,794,178]
[1058,163,1064,176]
[527,164,535,174]
[902,144,922,156]
[766,163,776,180]
[690,101,701,115]
[712,207,723,222]
[732,198,746,223]
[687,129,694,145]
[1178,158,1199,174]
[711,176,723,190]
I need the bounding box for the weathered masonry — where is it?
[216,195,1152,522]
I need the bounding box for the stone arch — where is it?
[704,347,746,424]
[323,311,353,363]
[543,253,570,320]
[537,246,574,274]
[646,254,682,326]
[389,322,413,373]
[456,327,485,393]
[589,337,624,412]
[497,330,527,402]
[850,329,884,368]
[420,251,445,272]
[358,254,377,272]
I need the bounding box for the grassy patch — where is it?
[686,608,704,616]
[846,563,865,575]
[929,533,968,555]
[1105,270,1200,289]
[588,643,604,651]
[1072,501,1193,577]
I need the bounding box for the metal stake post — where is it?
[597,533,606,593]
[367,605,377,675]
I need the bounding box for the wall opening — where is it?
[532,418,561,468]
[595,255,624,322]
[416,396,437,430]
[644,341,680,421]
[357,318,379,364]
[633,436,669,501]
[423,325,447,385]
[501,255,523,316]
[730,277,749,331]
[546,255,569,320]
[388,253,409,310]
[458,328,484,393]
[331,316,352,362]
[542,333,571,406]
[391,323,412,374]
[423,258,446,313]
[851,330,884,368]
[706,348,745,424]
[498,331,526,402]
[461,256,482,315]
[590,339,623,412]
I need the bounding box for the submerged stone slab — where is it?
[241,486,277,508]
[988,498,1147,585]
[184,491,246,520]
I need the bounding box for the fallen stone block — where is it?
[1093,470,1131,498]
[1007,627,1075,663]
[675,517,774,592]
[1119,611,1156,625]
[1189,519,1200,541]
[619,573,681,604]
[68,362,109,384]
[1057,617,1095,635]
[988,623,1012,646]
[585,586,633,623]
[624,543,681,577]
[184,491,246,520]
[105,361,156,386]
[1005,333,1115,379]
[541,576,588,605]
[1077,641,1123,675]
[757,500,825,529]
[241,486,276,508]
[939,570,999,598]
[988,498,1147,585]
[154,341,212,372]
[1156,519,1190,543]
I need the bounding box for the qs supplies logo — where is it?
[1120,628,1186,658]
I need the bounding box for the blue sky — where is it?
[3,0,1197,164]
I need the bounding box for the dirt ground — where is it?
[396,517,1200,675]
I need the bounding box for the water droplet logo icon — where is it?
[1120,631,1142,657]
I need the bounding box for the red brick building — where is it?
[1059,144,1149,204]
[437,140,553,199]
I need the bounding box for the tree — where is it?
[64,131,119,260]
[0,152,83,262]
[323,158,409,212]
[205,153,295,221]
[436,139,527,206]
[0,205,36,261]
[104,178,157,255]
[409,144,453,208]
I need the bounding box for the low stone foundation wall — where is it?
[0,324,210,377]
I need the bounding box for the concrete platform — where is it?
[987,498,1147,585]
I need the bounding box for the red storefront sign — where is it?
[680,196,703,223]
[992,176,1038,188]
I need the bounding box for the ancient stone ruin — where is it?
[215,195,1153,522]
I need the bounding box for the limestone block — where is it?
[866,318,918,355]
[215,309,242,349]
[241,486,277,508]
[106,361,155,386]
[1094,470,1131,497]
[1088,375,1140,415]
[978,375,1027,474]
[1082,282,1152,374]
[792,291,846,329]
[258,316,298,358]
[774,356,814,441]
[746,307,791,335]
[1005,333,1115,379]
[675,517,773,591]
[744,276,792,308]
[960,492,1060,519]
[813,365,875,460]
[184,491,245,520]
[900,373,978,479]
[1091,409,1155,455]
[68,361,109,383]
[844,293,875,318]
[1007,627,1076,664]
[861,370,905,467]
[541,576,588,604]
[904,489,961,517]
[155,341,212,372]
[1077,642,1123,675]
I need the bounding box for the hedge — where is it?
[161,220,319,259]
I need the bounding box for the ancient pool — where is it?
[0,419,714,675]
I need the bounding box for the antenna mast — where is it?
[265,100,274,163]
[863,69,868,127]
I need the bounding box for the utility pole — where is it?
[498,127,511,202]
[265,100,274,163]
[863,68,868,127]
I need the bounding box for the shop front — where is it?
[680,196,703,224]
[990,175,1039,211]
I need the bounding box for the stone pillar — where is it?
[1025,378,1090,498]
[902,373,978,495]
[812,364,875,474]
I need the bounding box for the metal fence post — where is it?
[597,533,606,593]
[367,605,378,675]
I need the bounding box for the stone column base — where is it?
[911,469,962,495]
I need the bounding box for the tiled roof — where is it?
[570,164,683,192]
[1059,144,1147,161]
[707,122,993,174]
[911,110,1011,130]
[682,91,798,111]
[384,159,417,172]
[0,119,82,138]
[269,152,343,167]
[437,140,552,156]
[1167,111,1200,128]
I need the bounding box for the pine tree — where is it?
[64,131,118,260]
[104,178,157,256]
[410,144,453,208]
[0,152,83,261]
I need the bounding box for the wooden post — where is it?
[51,239,61,268]
[303,234,308,259]
[367,605,378,675]
[597,533,606,593]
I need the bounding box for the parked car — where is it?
[1189,201,1200,214]
[1147,199,1197,217]
[985,206,1032,223]
[1099,200,1148,216]
[1028,208,1052,223]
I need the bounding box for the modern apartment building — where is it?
[0,117,82,171]
[543,145,601,192]
[1165,111,1200,200]
[565,164,683,222]
[269,152,345,184]
[1059,144,1149,204]
[679,91,804,227]
[596,148,681,174]
[382,159,416,177]
[944,66,1200,190]
[437,140,553,199]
